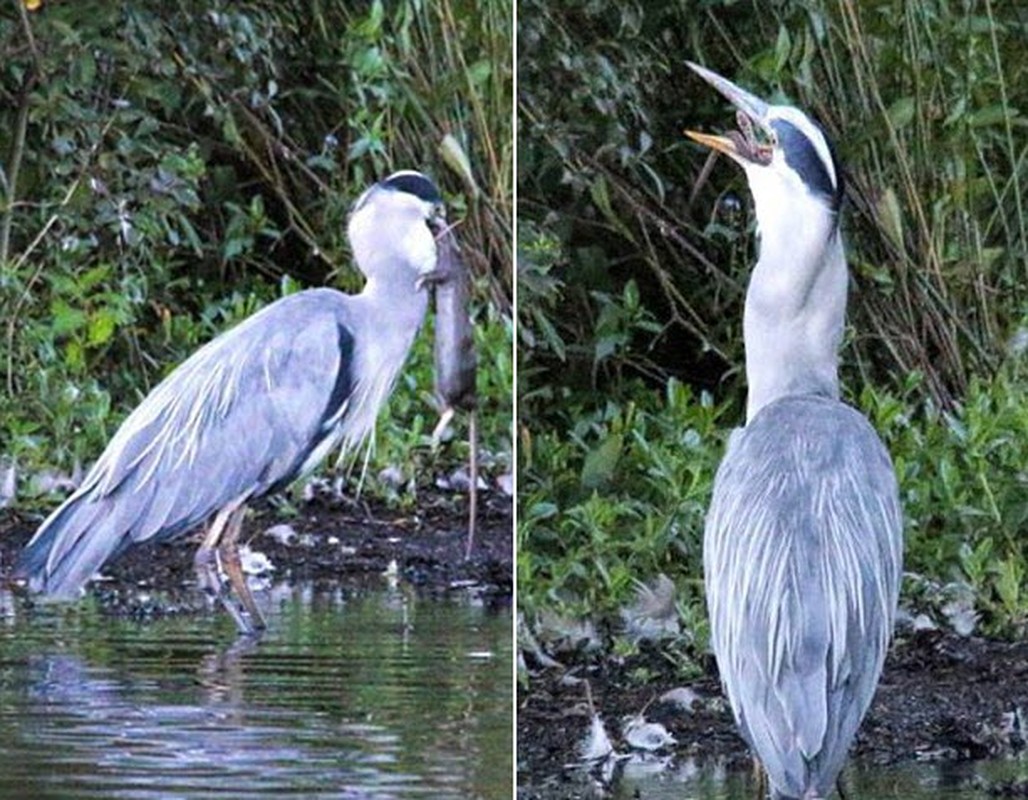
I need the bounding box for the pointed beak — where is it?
[684,61,774,165]
[686,61,770,121]
[683,129,740,159]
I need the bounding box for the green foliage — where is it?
[516,221,568,410]
[0,0,511,504]
[863,368,1028,637]
[518,364,1028,642]
[518,379,723,622]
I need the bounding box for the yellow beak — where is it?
[684,129,739,158]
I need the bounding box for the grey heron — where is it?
[14,170,446,634]
[685,63,903,799]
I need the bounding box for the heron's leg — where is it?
[217,504,266,633]
[752,757,768,800]
[194,502,237,599]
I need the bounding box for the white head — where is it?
[347,170,445,286]
[684,62,842,254]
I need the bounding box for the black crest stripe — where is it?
[381,172,442,204]
[770,119,842,212]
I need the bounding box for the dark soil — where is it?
[0,484,512,621]
[518,630,1028,799]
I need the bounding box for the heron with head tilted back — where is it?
[685,62,903,799]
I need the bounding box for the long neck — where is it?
[742,210,847,422]
[336,263,429,452]
[358,263,430,338]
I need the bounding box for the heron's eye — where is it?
[755,126,777,153]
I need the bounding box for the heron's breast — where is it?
[337,330,419,450]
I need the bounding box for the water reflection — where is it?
[0,584,512,799]
[606,751,1028,799]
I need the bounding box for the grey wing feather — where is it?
[17,289,354,597]
[704,395,902,797]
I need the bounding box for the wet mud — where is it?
[0,483,512,621]
[518,629,1028,798]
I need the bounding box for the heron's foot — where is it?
[217,588,265,637]
[193,546,223,601]
[192,545,266,634]
[431,406,455,448]
[218,543,267,634]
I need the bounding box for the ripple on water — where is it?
[603,751,1028,800]
[0,584,512,800]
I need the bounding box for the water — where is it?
[0,583,512,799]
[606,752,1028,799]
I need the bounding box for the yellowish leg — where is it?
[194,501,239,597]
[753,757,768,800]
[192,498,264,634]
[197,502,237,554]
[217,504,266,632]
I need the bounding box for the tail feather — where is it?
[16,491,136,598]
[130,477,181,544]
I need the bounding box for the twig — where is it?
[0,88,30,270]
[14,0,42,72]
[167,44,336,272]
[0,0,43,268]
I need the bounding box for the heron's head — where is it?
[347,170,445,284]
[684,62,842,234]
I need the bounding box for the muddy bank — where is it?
[518,629,1028,798]
[0,483,512,620]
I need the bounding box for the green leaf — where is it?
[996,557,1023,615]
[589,176,634,240]
[65,340,85,370]
[527,501,559,522]
[774,26,792,71]
[87,310,117,347]
[78,264,112,292]
[580,433,623,490]
[886,97,916,130]
[468,60,492,87]
[876,187,904,252]
[967,104,1015,128]
[51,300,87,336]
